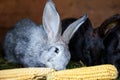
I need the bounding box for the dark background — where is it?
[0,0,120,54]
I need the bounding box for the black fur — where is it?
[62,14,120,75]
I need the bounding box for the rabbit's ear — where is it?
[62,14,88,44]
[103,22,120,51]
[43,0,61,42]
[98,14,120,37]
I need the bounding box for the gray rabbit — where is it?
[3,0,87,70]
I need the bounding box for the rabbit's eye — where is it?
[49,46,59,54]
[55,47,59,54]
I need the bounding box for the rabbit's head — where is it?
[39,0,87,70]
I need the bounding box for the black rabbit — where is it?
[101,14,120,75]
[62,14,120,75]
[62,17,105,66]
[103,25,120,75]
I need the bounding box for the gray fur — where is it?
[3,0,87,70]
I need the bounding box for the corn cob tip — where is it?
[47,64,118,80]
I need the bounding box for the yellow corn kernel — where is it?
[0,67,55,80]
[47,64,118,80]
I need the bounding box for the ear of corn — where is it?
[0,67,55,80]
[47,64,118,80]
[0,65,118,80]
